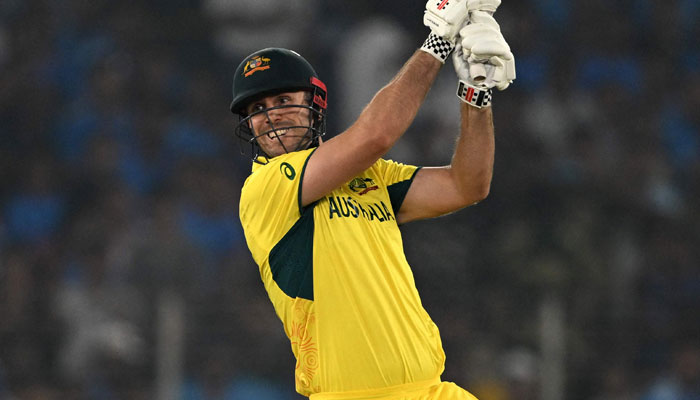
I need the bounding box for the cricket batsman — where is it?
[230,0,515,398]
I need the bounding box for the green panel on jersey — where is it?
[269,206,315,300]
[387,167,422,215]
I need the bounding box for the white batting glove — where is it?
[458,11,516,91]
[467,0,501,14]
[421,0,469,63]
[423,0,469,42]
[453,42,493,108]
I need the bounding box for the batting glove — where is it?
[453,42,493,108]
[458,11,516,91]
[421,0,469,63]
[467,0,501,14]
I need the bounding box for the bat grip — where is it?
[469,62,487,82]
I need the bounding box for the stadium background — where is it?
[1,0,699,399]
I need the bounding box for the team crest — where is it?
[349,177,379,195]
[243,56,271,77]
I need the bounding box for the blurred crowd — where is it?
[1,0,699,399]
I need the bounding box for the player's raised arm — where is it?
[396,0,516,224]
[299,1,471,206]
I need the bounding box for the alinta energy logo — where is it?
[348,177,378,195]
[243,55,271,77]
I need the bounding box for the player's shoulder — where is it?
[240,149,316,221]
[247,149,314,179]
[242,149,315,195]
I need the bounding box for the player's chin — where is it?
[262,136,308,157]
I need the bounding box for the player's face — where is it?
[245,91,313,158]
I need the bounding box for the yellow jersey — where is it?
[239,148,446,397]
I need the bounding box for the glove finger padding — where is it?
[458,15,502,54]
[424,0,469,42]
[468,10,501,26]
[455,42,493,87]
[489,55,516,90]
[470,39,512,61]
[466,0,501,13]
[466,53,515,90]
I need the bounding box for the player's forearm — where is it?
[449,103,494,203]
[353,50,442,153]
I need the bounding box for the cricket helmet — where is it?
[230,48,327,163]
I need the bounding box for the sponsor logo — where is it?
[436,0,449,10]
[348,177,379,195]
[243,56,271,77]
[280,162,296,180]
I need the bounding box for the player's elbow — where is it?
[459,174,492,206]
[471,180,491,204]
[356,122,396,155]
[372,131,396,154]
[355,106,410,154]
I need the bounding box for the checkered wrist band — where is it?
[420,33,455,64]
[456,80,492,108]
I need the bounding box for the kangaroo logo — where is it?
[348,177,379,195]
